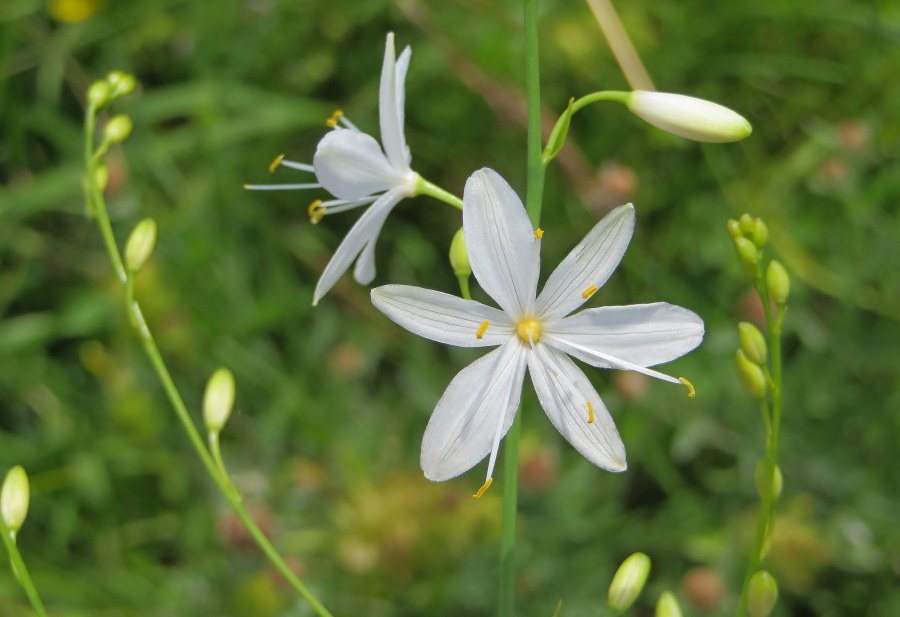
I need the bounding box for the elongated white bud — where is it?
[203,368,236,434]
[2,466,30,534]
[627,91,752,143]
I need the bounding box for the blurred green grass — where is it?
[2,0,899,615]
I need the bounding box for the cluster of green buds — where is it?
[88,71,137,196]
[87,70,137,112]
[606,552,684,617]
[1,466,30,539]
[736,320,767,399]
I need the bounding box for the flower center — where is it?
[516,319,542,345]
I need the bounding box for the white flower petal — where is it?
[536,203,635,321]
[394,45,412,165]
[547,303,704,368]
[379,33,411,172]
[421,340,528,481]
[313,129,397,200]
[528,343,626,472]
[371,285,514,347]
[312,187,405,305]
[464,169,540,318]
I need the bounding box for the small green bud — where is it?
[736,350,767,398]
[738,321,767,365]
[87,80,112,109]
[754,460,783,500]
[748,570,778,617]
[124,218,157,274]
[727,218,743,239]
[94,163,109,192]
[655,592,683,617]
[626,91,752,143]
[449,228,471,277]
[103,114,133,144]
[751,218,769,248]
[739,213,755,233]
[733,236,759,266]
[1,466,30,534]
[203,368,236,434]
[106,70,137,98]
[608,552,651,613]
[766,260,790,304]
[543,98,575,166]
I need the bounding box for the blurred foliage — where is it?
[1,0,899,615]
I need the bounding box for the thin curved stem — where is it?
[0,518,48,617]
[416,176,463,210]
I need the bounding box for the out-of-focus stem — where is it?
[584,0,655,91]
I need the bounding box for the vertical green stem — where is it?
[0,518,48,617]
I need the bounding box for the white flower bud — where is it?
[203,368,235,434]
[627,91,752,143]
[2,466,30,534]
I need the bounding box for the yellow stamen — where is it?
[679,377,696,398]
[307,199,325,224]
[268,153,285,173]
[516,319,542,344]
[581,285,598,299]
[587,401,595,424]
[535,227,544,239]
[472,477,493,499]
[476,320,490,339]
[325,109,344,128]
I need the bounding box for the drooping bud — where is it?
[626,91,752,143]
[124,218,157,274]
[1,466,30,535]
[608,552,651,613]
[203,368,236,434]
[747,570,778,617]
[738,322,767,365]
[655,591,683,617]
[751,218,769,248]
[449,228,471,277]
[103,114,133,144]
[106,70,137,99]
[766,260,790,304]
[87,80,112,109]
[754,460,783,500]
[736,350,767,398]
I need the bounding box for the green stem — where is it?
[457,274,472,300]
[570,90,630,114]
[415,176,463,210]
[84,106,126,283]
[0,520,48,617]
[543,91,630,167]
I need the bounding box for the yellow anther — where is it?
[476,320,490,339]
[587,401,595,424]
[516,319,542,344]
[535,227,544,239]
[307,199,325,224]
[268,153,285,173]
[325,109,344,128]
[581,285,598,300]
[472,477,493,499]
[679,377,696,398]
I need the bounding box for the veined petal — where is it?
[464,169,540,318]
[313,129,398,200]
[528,343,626,472]
[371,285,514,347]
[536,203,635,321]
[312,187,406,305]
[379,33,411,172]
[394,45,412,165]
[421,340,528,481]
[547,303,704,367]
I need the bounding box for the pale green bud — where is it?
[94,163,109,192]
[736,350,767,398]
[739,213,756,234]
[766,260,790,304]
[103,114,133,144]
[449,228,471,277]
[733,237,759,267]
[87,80,112,109]
[608,552,651,613]
[1,466,30,534]
[748,570,778,617]
[738,322,767,365]
[626,91,752,143]
[106,70,137,99]
[754,460,783,500]
[655,592,683,617]
[124,218,157,274]
[203,368,236,434]
[751,218,769,248]
[727,218,743,239]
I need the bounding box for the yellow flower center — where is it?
[516,319,542,344]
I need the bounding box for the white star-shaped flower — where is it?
[371,168,704,494]
[246,33,419,305]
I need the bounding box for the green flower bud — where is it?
[655,591,683,617]
[727,218,743,239]
[736,350,767,398]
[754,460,783,500]
[124,218,157,274]
[107,70,137,99]
[449,228,471,277]
[1,466,30,534]
[739,213,756,234]
[748,570,778,617]
[87,80,112,109]
[751,218,769,248]
[766,260,790,304]
[542,98,575,166]
[738,322,767,365]
[203,368,236,434]
[103,114,133,144]
[626,91,752,143]
[608,552,651,613]
[94,162,109,192]
[733,236,759,267]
